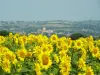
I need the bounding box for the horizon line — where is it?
[0,19,100,22]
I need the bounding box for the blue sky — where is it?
[0,0,100,21]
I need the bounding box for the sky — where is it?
[0,0,100,21]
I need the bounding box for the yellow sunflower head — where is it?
[26,52,32,57]
[75,39,83,49]
[86,66,94,75]
[11,53,18,64]
[91,47,99,57]
[16,48,27,61]
[41,44,48,53]
[34,63,42,75]
[59,57,71,75]
[9,32,13,38]
[2,58,11,73]
[22,35,27,44]
[56,40,62,49]
[50,34,58,43]
[47,44,53,53]
[96,53,100,60]
[0,36,5,44]
[61,42,68,51]
[54,54,59,63]
[87,36,94,42]
[81,48,86,60]
[78,58,86,70]
[67,38,72,48]
[89,42,94,52]
[39,53,52,70]
[4,50,13,60]
[33,46,42,57]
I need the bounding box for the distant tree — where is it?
[0,30,10,36]
[70,33,85,40]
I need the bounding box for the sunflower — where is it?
[14,33,20,38]
[87,36,94,42]
[11,53,18,64]
[27,34,35,43]
[53,54,59,63]
[13,36,18,44]
[18,37,24,47]
[33,46,42,57]
[22,35,27,44]
[2,59,11,73]
[0,36,5,44]
[9,32,13,38]
[37,34,44,44]
[86,66,94,75]
[59,56,71,75]
[60,42,68,51]
[59,54,71,75]
[82,38,88,50]
[91,47,99,57]
[61,36,67,40]
[89,42,94,52]
[26,52,32,57]
[39,53,52,70]
[95,40,100,47]
[59,50,67,60]
[50,34,58,43]
[32,35,38,42]
[34,63,42,75]
[47,44,53,53]
[78,58,86,71]
[0,47,9,54]
[56,40,62,49]
[96,53,100,60]
[75,39,83,49]
[16,48,27,61]
[66,38,72,48]
[41,44,48,53]
[81,48,86,60]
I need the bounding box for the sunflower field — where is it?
[0,33,100,75]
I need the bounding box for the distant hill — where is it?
[0,20,100,36]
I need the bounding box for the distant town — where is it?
[0,20,100,36]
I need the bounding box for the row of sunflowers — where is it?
[0,33,100,75]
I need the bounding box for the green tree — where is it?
[0,30,10,36]
[70,33,85,40]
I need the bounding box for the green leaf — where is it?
[52,68,59,75]
[0,67,5,75]
[21,67,29,72]
[42,72,48,75]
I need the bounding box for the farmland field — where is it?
[0,33,100,75]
